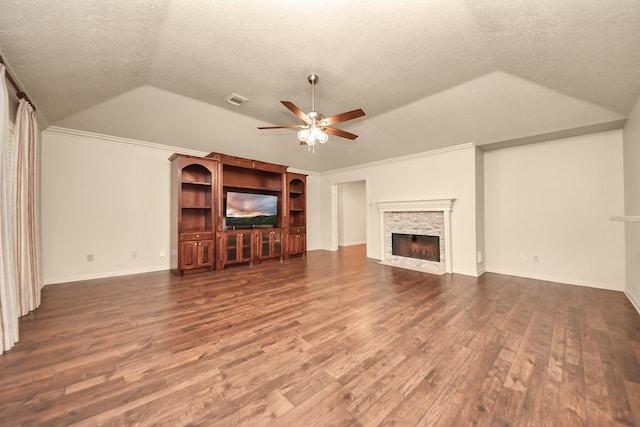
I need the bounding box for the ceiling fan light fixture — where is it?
[315,128,329,144]
[298,125,328,146]
[298,128,310,143]
[258,74,365,150]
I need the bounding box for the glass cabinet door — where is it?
[241,234,252,260]
[273,232,282,256]
[226,234,237,262]
[262,232,271,258]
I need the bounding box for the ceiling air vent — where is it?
[225,93,248,106]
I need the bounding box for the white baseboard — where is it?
[484,267,623,291]
[338,241,366,247]
[452,269,484,278]
[43,265,169,286]
[625,290,640,315]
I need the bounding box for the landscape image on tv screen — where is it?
[226,192,277,227]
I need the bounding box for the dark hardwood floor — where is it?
[1,245,639,426]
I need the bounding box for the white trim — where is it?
[339,241,367,247]
[626,291,640,315]
[610,216,640,223]
[319,142,475,175]
[331,184,339,251]
[376,199,456,213]
[485,267,624,291]
[287,167,319,176]
[379,260,445,275]
[43,265,169,286]
[377,199,456,274]
[45,126,207,157]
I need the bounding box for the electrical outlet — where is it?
[160,250,166,257]
[521,254,528,261]
[533,255,539,262]
[86,254,94,262]
[132,251,138,258]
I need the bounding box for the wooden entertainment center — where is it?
[169,152,307,275]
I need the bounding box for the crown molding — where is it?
[44,126,208,157]
[320,142,475,175]
[610,216,640,223]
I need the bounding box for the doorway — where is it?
[333,180,367,255]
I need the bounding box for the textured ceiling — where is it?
[1,0,639,171]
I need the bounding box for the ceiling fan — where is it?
[258,73,365,149]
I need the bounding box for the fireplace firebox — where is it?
[391,233,440,262]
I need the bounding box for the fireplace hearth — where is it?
[392,233,440,262]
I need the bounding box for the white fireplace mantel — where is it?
[377,199,456,274]
[376,199,455,213]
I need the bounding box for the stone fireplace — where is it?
[376,199,455,274]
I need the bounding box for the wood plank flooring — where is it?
[1,245,639,426]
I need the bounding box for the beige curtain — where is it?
[14,98,41,316]
[0,64,19,353]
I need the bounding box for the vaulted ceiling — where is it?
[1,0,639,171]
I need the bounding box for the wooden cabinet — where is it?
[170,152,308,274]
[259,229,283,260]
[288,228,306,256]
[222,230,254,266]
[286,173,307,257]
[170,154,216,275]
[217,228,283,269]
[180,233,214,271]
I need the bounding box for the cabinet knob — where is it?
[196,234,200,237]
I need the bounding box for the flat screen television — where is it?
[225,191,278,228]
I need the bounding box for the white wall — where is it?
[299,171,322,252]
[41,125,629,292]
[337,181,367,246]
[623,96,640,312]
[41,129,189,284]
[484,130,626,290]
[41,128,320,284]
[318,144,481,277]
[475,147,486,273]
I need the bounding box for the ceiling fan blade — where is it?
[281,101,311,124]
[321,109,365,126]
[257,125,307,130]
[323,126,359,140]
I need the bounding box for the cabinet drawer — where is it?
[181,232,213,241]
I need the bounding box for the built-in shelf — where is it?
[610,216,640,223]
[182,181,212,186]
